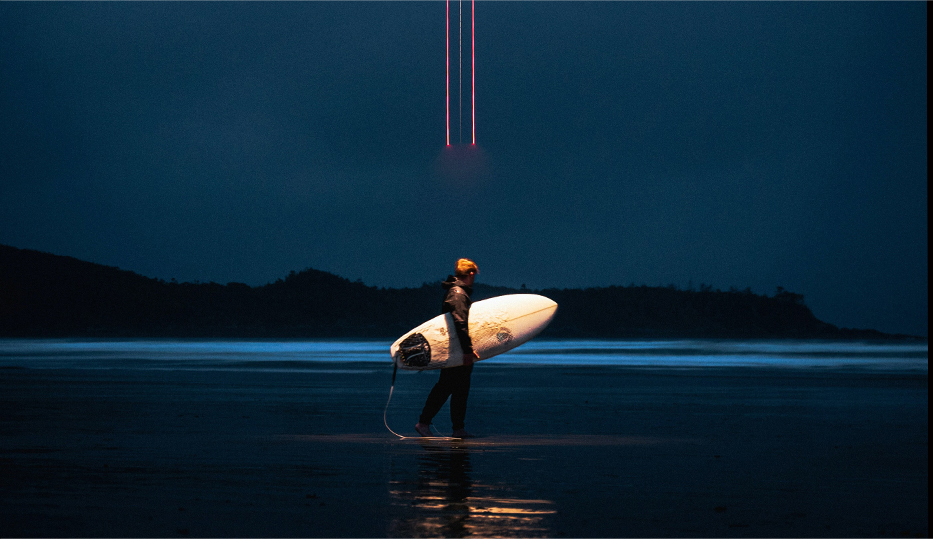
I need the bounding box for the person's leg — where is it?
[449,364,474,431]
[419,369,457,426]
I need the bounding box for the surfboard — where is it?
[390,294,557,370]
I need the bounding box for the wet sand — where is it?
[0,362,927,537]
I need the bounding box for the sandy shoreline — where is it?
[1,362,927,537]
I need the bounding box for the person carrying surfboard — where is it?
[415,258,481,438]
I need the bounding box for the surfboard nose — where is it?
[518,294,558,317]
[503,294,557,340]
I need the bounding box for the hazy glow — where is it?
[434,143,489,187]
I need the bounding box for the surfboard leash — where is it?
[383,363,405,438]
[383,362,456,441]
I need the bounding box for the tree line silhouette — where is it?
[0,244,907,339]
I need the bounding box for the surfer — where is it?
[415,258,481,438]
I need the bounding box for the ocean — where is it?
[1,337,927,537]
[0,338,926,372]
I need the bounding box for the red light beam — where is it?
[446,0,450,146]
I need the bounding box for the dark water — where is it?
[0,339,927,537]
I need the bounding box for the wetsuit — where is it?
[418,275,475,430]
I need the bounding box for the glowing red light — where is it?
[444,0,477,148]
[446,0,450,146]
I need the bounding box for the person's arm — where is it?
[444,288,475,358]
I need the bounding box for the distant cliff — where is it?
[0,244,911,339]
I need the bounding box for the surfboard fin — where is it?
[396,333,431,368]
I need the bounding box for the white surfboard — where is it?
[390,294,558,370]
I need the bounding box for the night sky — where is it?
[0,2,927,336]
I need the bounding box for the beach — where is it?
[0,355,927,537]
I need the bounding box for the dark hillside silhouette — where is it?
[0,244,911,339]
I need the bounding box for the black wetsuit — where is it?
[418,276,475,430]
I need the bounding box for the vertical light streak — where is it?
[446,0,449,146]
[471,0,475,145]
[459,0,462,144]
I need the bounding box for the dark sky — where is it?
[1,2,927,336]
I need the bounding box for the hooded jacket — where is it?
[441,275,474,355]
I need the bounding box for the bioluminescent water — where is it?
[0,339,926,372]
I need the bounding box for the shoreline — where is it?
[1,338,927,374]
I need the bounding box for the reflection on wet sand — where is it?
[389,443,555,538]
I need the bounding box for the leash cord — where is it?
[384,363,405,438]
[383,363,455,441]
